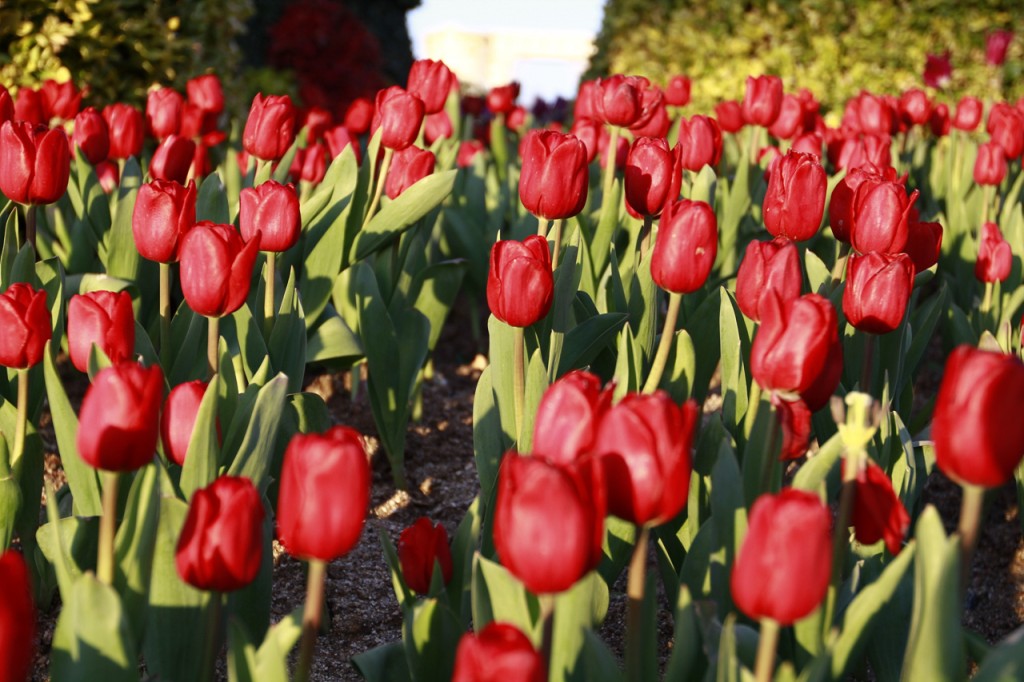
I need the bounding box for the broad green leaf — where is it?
[305,310,362,363]
[226,373,289,493]
[556,312,628,376]
[473,367,505,499]
[353,170,457,262]
[267,268,306,393]
[105,157,143,283]
[352,641,413,682]
[50,574,137,682]
[581,630,625,682]
[973,624,1024,682]
[196,171,230,224]
[550,571,611,682]
[403,597,462,682]
[113,462,161,639]
[471,553,535,640]
[179,377,222,498]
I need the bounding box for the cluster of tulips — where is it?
[1,32,1024,682]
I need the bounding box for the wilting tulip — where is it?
[518,129,589,220]
[594,392,698,526]
[276,426,371,561]
[456,139,485,168]
[179,222,260,317]
[103,103,145,159]
[768,93,803,139]
[952,96,983,132]
[731,488,832,625]
[0,120,70,205]
[849,170,918,254]
[902,210,943,275]
[493,453,604,594]
[487,236,553,327]
[0,283,50,369]
[452,622,546,682]
[975,141,1009,186]
[664,75,691,107]
[923,52,952,89]
[149,134,196,184]
[677,115,723,171]
[398,517,453,594]
[751,292,839,396]
[407,59,454,114]
[373,86,424,151]
[0,550,35,682]
[243,93,296,161]
[344,97,374,135]
[735,237,802,323]
[624,137,681,217]
[715,100,744,133]
[146,87,183,140]
[175,476,264,592]
[844,458,910,555]
[132,179,197,263]
[77,361,163,472]
[986,29,1013,67]
[741,75,784,127]
[385,145,435,199]
[487,82,520,115]
[239,180,300,253]
[975,221,1012,283]
[933,345,1024,487]
[532,370,612,466]
[650,198,718,294]
[762,150,826,241]
[40,78,81,122]
[842,252,915,334]
[161,380,211,466]
[73,107,110,165]
[68,290,135,373]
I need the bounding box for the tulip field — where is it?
[3,39,1024,682]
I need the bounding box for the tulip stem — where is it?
[642,291,682,394]
[207,315,220,378]
[625,525,650,682]
[537,217,550,239]
[958,484,985,598]
[159,262,171,367]
[744,380,763,439]
[25,205,37,253]
[825,448,861,633]
[600,126,620,220]
[513,326,526,445]
[264,251,277,333]
[754,618,780,682]
[638,214,654,263]
[830,242,851,289]
[97,470,120,586]
[550,218,564,271]
[982,184,993,224]
[10,369,28,475]
[199,592,224,682]
[758,400,781,494]
[748,126,760,163]
[861,335,875,395]
[539,593,556,673]
[363,147,394,229]
[981,281,994,317]
[295,558,327,682]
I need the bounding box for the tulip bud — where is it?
[239,180,301,253]
[146,87,183,140]
[594,392,698,526]
[103,103,145,160]
[291,142,328,184]
[456,139,485,168]
[987,103,1024,160]
[928,102,951,137]
[731,488,832,625]
[243,93,297,162]
[186,74,225,117]
[0,550,35,682]
[902,210,943,275]
[849,171,918,254]
[397,517,453,594]
[277,426,371,561]
[751,292,839,396]
[664,75,691,107]
[974,141,1008,186]
[843,458,910,555]
[324,125,361,164]
[68,290,135,373]
[975,221,1012,283]
[179,222,260,318]
[150,134,196,184]
[493,453,604,594]
[452,622,546,682]
[624,137,681,218]
[768,93,803,139]
[487,82,520,115]
[952,96,983,131]
[532,371,612,467]
[73,107,110,165]
[650,198,718,294]
[132,179,197,263]
[933,345,1024,487]
[843,252,914,335]
[741,75,784,128]
[676,115,723,171]
[735,237,802,323]
[486,236,554,328]
[897,88,931,127]
[986,29,1013,67]
[176,476,265,592]
[923,52,952,89]
[385,145,435,200]
[0,120,71,205]
[0,283,51,369]
[772,394,813,460]
[519,130,589,220]
[373,86,424,151]
[161,380,213,466]
[715,100,744,133]
[343,97,375,135]
[762,150,826,241]
[78,361,163,471]
[424,110,453,145]
[407,59,455,114]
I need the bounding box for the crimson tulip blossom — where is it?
[0,283,51,369]
[397,517,453,594]
[77,361,163,472]
[486,236,554,328]
[179,222,260,318]
[67,290,135,373]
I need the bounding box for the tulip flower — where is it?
[385,145,435,200]
[456,139,485,168]
[569,117,601,163]
[161,380,213,466]
[791,132,823,158]
[292,142,328,184]
[714,100,744,133]
[843,92,893,137]
[650,198,718,294]
[424,109,453,145]
[897,88,931,128]
[952,97,983,131]
[928,103,950,137]
[397,517,453,594]
[493,453,604,594]
[487,236,554,328]
[735,237,802,323]
[772,394,813,460]
[623,137,681,218]
[73,107,110,165]
[240,180,300,253]
[373,86,425,151]
[176,475,265,592]
[843,252,915,335]
[40,78,81,122]
[843,458,910,555]
[179,221,260,319]
[78,361,163,472]
[132,179,197,263]
[146,87,184,140]
[0,86,12,123]
[344,97,374,135]
[518,129,589,221]
[407,58,454,114]
[902,210,943,275]
[594,74,649,128]
[975,221,1012,284]
[987,103,1024,160]
[0,550,35,682]
[243,93,296,162]
[751,292,839,396]
[974,141,1008,186]
[849,170,918,254]
[829,132,892,172]
[67,290,135,373]
[486,82,520,115]
[0,120,71,205]
[149,134,196,184]
[986,29,1013,66]
[663,74,691,107]
[676,115,723,171]
[14,87,44,125]
[767,93,803,139]
[532,370,612,467]
[96,160,119,193]
[741,75,784,128]
[300,107,332,143]
[0,283,51,370]
[186,74,225,117]
[923,52,952,89]
[762,150,826,241]
[452,622,546,682]
[324,125,361,163]
[103,103,145,159]
[628,84,666,135]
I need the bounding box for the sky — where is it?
[406,0,606,103]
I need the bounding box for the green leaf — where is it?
[113,462,162,640]
[805,248,832,295]
[179,377,222,499]
[50,573,137,682]
[105,157,143,283]
[471,553,535,640]
[664,585,707,682]
[403,597,462,682]
[410,259,467,352]
[352,641,413,682]
[36,515,99,597]
[792,431,844,492]
[519,349,549,454]
[581,630,625,682]
[267,268,307,393]
[973,625,1024,682]
[718,289,749,433]
[550,571,611,682]
[305,310,363,363]
[226,373,289,494]
[686,290,724,403]
[473,367,505,499]
[556,312,628,376]
[196,171,231,224]
[353,170,457,262]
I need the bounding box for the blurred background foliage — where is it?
[586,0,1024,116]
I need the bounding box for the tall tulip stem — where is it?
[97,470,120,586]
[25,205,37,252]
[638,214,654,263]
[982,184,994,224]
[981,281,994,317]
[363,147,394,229]
[958,484,985,597]
[295,558,327,682]
[11,369,28,474]
[207,315,220,378]
[758,400,781,494]
[550,218,564,271]
[625,525,651,682]
[642,292,682,394]
[264,251,277,333]
[159,262,172,367]
[199,591,224,682]
[513,326,526,445]
[825,448,861,632]
[754,618,780,682]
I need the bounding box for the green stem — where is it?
[25,205,37,253]
[748,126,760,163]
[207,315,220,379]
[536,217,550,240]
[295,559,327,682]
[981,281,994,317]
[638,214,654,263]
[754,618,780,682]
[363,147,394,229]
[539,593,556,674]
[982,184,993,224]
[600,126,621,221]
[744,380,763,439]
[958,484,985,599]
[549,218,564,271]
[159,262,171,368]
[642,292,682,394]
[830,242,851,289]
[825,448,861,632]
[625,525,651,682]
[264,251,277,333]
[199,592,223,682]
[758,400,781,494]
[513,326,526,446]
[861,334,875,395]
[11,369,28,475]
[97,470,120,586]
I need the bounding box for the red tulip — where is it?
[628,83,666,134]
[344,97,375,135]
[0,120,71,205]
[0,86,12,124]
[735,237,802,323]
[624,137,681,217]
[103,103,145,159]
[457,139,485,168]
[40,79,81,122]
[186,74,225,117]
[68,290,135,373]
[373,86,424,151]
[598,126,629,169]
[132,179,197,263]
[518,129,589,220]
[14,87,44,125]
[844,458,910,555]
[487,236,553,327]
[161,380,211,466]
[407,59,454,114]
[902,210,943,275]
[301,106,333,142]
[569,117,601,163]
[493,453,604,594]
[952,97,983,132]
[0,283,51,369]
[179,222,260,318]
[96,160,120,193]
[849,170,918,254]
[452,622,546,682]
[291,142,328,184]
[897,89,931,127]
[923,52,952,89]
[324,125,361,163]
[986,29,1013,67]
[768,93,803,139]
[595,74,646,128]
[843,92,893,136]
[650,198,718,294]
[741,75,784,128]
[751,292,839,396]
[791,132,823,159]
[487,83,520,115]
[828,164,880,243]
[243,93,296,161]
[829,132,892,172]
[146,87,183,140]
[676,115,723,171]
[150,134,196,184]
[975,141,1008,186]
[176,476,265,592]
[384,144,435,200]
[424,110,453,145]
[843,252,915,334]
[0,550,35,682]
[664,75,691,107]
[731,488,832,625]
[73,107,110,165]
[239,180,300,253]
[928,102,951,137]
[532,370,612,467]
[933,345,1024,487]
[975,221,1012,283]
[762,150,826,241]
[714,100,744,133]
[987,103,1024,160]
[397,517,453,594]
[77,361,163,472]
